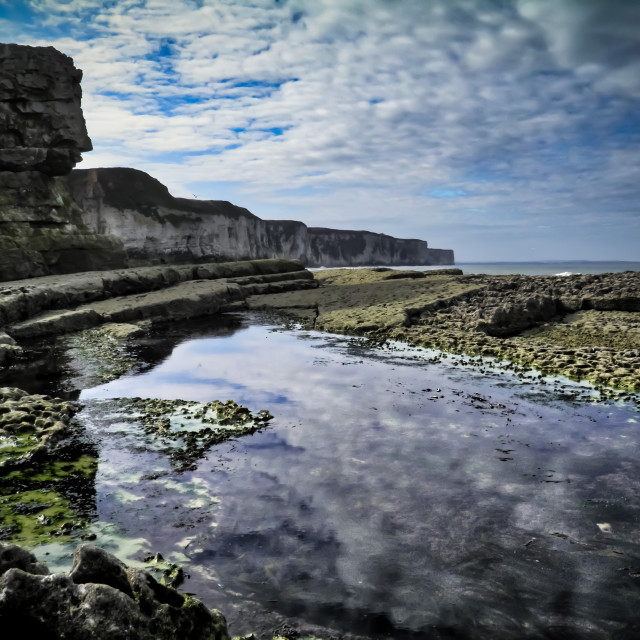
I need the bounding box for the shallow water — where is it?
[24,314,640,638]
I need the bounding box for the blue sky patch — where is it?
[426,188,470,199]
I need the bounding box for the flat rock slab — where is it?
[1,259,314,339]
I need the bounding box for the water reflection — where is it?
[71,314,640,638]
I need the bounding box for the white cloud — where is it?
[5,0,640,260]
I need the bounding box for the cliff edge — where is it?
[0,44,127,281]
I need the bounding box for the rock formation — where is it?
[306,227,453,267]
[68,167,455,268]
[0,258,316,342]
[0,44,127,281]
[67,167,309,266]
[0,542,230,639]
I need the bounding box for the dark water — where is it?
[21,314,640,638]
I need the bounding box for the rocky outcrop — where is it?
[0,44,91,175]
[0,259,316,343]
[0,44,127,282]
[68,167,455,268]
[307,227,453,267]
[0,542,230,639]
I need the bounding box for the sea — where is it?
[314,260,640,276]
[452,260,640,276]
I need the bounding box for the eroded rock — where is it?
[0,44,91,175]
[249,268,640,392]
[0,43,127,281]
[113,397,274,472]
[0,542,230,640]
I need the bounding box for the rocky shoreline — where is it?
[0,258,316,363]
[1,262,638,395]
[0,264,638,639]
[248,267,640,393]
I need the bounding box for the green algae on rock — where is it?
[144,551,186,588]
[0,387,78,470]
[0,387,97,545]
[111,397,273,472]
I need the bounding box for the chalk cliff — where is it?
[307,227,453,267]
[67,167,309,265]
[68,167,454,268]
[0,44,127,281]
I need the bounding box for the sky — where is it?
[1,0,639,262]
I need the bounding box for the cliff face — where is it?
[69,167,454,268]
[67,167,310,265]
[0,44,127,281]
[307,228,454,267]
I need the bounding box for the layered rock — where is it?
[0,43,91,175]
[307,227,453,267]
[67,167,309,265]
[0,542,230,640]
[68,167,455,268]
[0,44,127,282]
[0,259,316,341]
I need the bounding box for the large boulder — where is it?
[0,542,230,640]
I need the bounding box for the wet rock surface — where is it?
[0,259,316,345]
[0,386,78,471]
[0,387,97,544]
[117,397,273,472]
[249,268,640,391]
[0,542,230,639]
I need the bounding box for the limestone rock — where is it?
[67,167,455,268]
[0,44,91,175]
[0,542,230,640]
[0,543,49,576]
[0,43,127,281]
[70,543,134,598]
[0,387,79,471]
[307,227,454,267]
